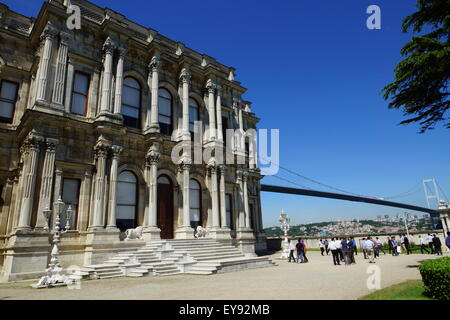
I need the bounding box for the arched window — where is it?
[116,171,138,231]
[122,77,141,128]
[189,179,201,229]
[189,98,200,139]
[158,88,172,135]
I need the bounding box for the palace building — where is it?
[0,0,267,281]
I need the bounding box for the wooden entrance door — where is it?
[157,176,174,239]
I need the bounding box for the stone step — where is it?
[191,252,245,259]
[188,248,241,254]
[186,270,215,275]
[97,271,123,278]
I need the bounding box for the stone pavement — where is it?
[0,251,445,300]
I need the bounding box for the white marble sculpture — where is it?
[125,226,144,240]
[195,226,208,238]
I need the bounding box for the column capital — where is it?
[102,37,116,55]
[59,31,71,46]
[149,54,161,72]
[179,66,191,84]
[206,79,216,94]
[40,23,58,42]
[45,138,59,152]
[20,130,44,155]
[145,149,160,165]
[216,84,223,96]
[117,45,128,58]
[177,158,192,172]
[111,145,123,158]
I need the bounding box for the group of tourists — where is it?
[287,239,309,263]
[286,232,450,266]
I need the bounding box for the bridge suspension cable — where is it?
[259,155,436,202]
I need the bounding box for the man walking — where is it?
[432,234,443,256]
[348,238,356,264]
[418,235,430,254]
[361,238,367,259]
[288,240,296,262]
[341,237,350,265]
[404,235,412,255]
[365,237,376,263]
[387,236,393,254]
[324,239,329,255]
[319,239,325,256]
[376,237,385,255]
[391,236,399,256]
[427,233,435,254]
[329,238,340,265]
[296,238,305,263]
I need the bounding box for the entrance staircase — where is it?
[76,238,274,280]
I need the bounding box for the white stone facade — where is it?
[0,0,267,281]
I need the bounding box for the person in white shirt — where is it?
[400,235,406,251]
[365,237,376,263]
[328,238,340,265]
[426,233,435,254]
[319,240,325,256]
[288,240,296,262]
[418,235,430,254]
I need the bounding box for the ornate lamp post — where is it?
[33,196,74,288]
[279,209,291,259]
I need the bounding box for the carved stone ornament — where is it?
[102,37,116,55]
[149,55,160,72]
[179,66,191,84]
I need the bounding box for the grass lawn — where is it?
[358,280,436,300]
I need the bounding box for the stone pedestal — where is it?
[254,232,268,254]
[236,228,256,256]
[83,229,123,265]
[1,231,51,281]
[142,226,161,241]
[175,227,195,239]
[208,227,232,244]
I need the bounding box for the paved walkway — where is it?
[0,251,445,300]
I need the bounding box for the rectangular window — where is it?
[226,194,234,230]
[61,178,80,230]
[0,80,19,123]
[71,72,90,116]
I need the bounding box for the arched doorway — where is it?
[116,171,138,231]
[157,175,174,239]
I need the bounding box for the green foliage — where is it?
[418,257,450,300]
[382,0,450,132]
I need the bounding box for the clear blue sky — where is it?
[5,0,449,227]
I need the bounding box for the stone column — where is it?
[51,31,70,107]
[243,171,251,229]
[180,67,191,140]
[238,104,245,151]
[16,134,42,231]
[99,37,115,114]
[36,24,57,103]
[143,145,161,239]
[35,138,58,230]
[216,85,223,142]
[107,146,122,229]
[175,160,194,239]
[236,171,245,229]
[208,164,220,229]
[113,47,127,114]
[206,79,216,141]
[147,55,160,132]
[90,141,109,229]
[219,165,228,228]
